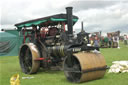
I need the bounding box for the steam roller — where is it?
[15,6,107,83]
[19,42,107,83]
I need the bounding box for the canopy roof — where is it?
[15,13,79,29]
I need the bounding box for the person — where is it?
[127,35,128,45]
[90,38,93,46]
[93,36,100,51]
[112,36,117,48]
[31,25,38,43]
[108,35,112,48]
[48,27,58,36]
[124,35,127,45]
[104,37,109,47]
[116,36,120,48]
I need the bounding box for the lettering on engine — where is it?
[73,48,81,52]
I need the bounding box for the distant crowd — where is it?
[90,34,128,48]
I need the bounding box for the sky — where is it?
[0,0,128,33]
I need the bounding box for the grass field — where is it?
[0,42,128,85]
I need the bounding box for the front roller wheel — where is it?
[63,52,107,83]
[19,43,40,74]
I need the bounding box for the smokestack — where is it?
[66,7,73,35]
[81,21,84,32]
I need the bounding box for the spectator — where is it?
[104,37,108,47]
[108,35,112,48]
[124,35,127,45]
[112,36,118,48]
[116,36,120,48]
[93,36,100,51]
[90,38,94,46]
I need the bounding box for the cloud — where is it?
[63,0,120,12]
[0,0,128,34]
[73,1,128,33]
[1,0,32,25]
[0,0,72,27]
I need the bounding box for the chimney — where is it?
[66,7,73,35]
[81,21,84,32]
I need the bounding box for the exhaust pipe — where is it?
[66,7,73,35]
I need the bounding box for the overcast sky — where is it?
[0,0,128,33]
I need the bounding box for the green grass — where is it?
[0,42,128,85]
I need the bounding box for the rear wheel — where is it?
[19,43,40,74]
